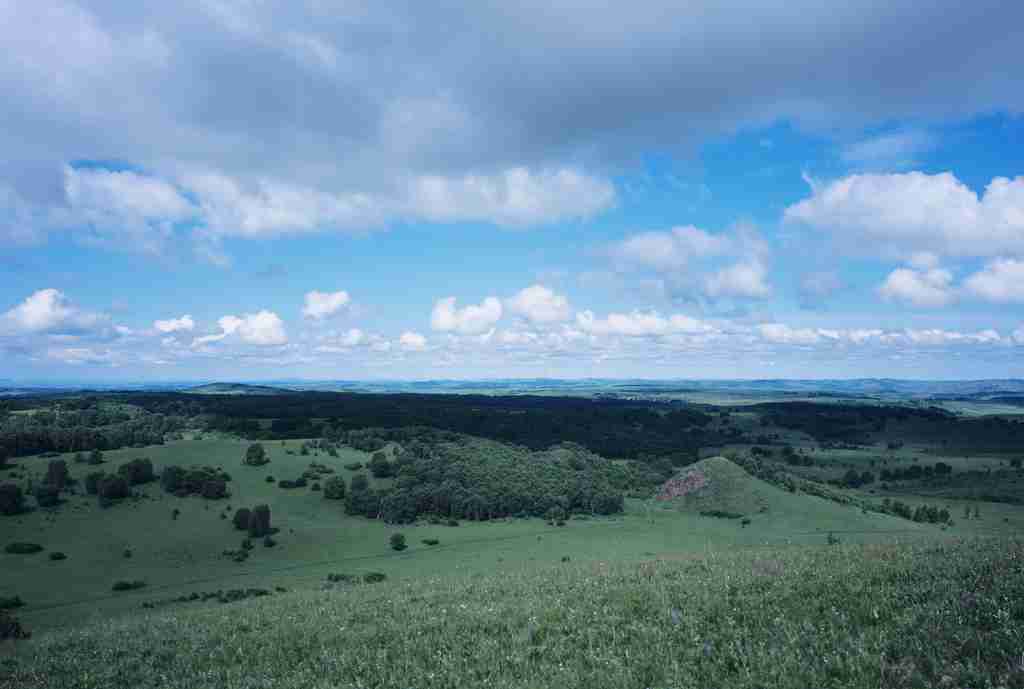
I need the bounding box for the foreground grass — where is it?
[4,539,1023,689]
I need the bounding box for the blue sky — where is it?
[1,1,1023,381]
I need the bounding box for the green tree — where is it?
[389,533,407,551]
[323,476,347,500]
[244,443,268,466]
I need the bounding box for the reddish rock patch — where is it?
[656,469,708,501]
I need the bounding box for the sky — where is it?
[1,1,1024,382]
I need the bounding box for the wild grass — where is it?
[3,539,1022,688]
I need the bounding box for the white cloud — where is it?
[575,310,714,337]
[964,258,1024,303]
[784,172,1024,259]
[506,285,571,324]
[705,260,771,299]
[191,310,287,347]
[607,225,729,271]
[302,290,351,320]
[398,331,427,351]
[878,266,955,307]
[758,323,823,345]
[840,130,935,167]
[430,296,503,335]
[153,314,194,333]
[0,288,106,334]
[339,328,365,347]
[1013,326,1024,345]
[408,167,615,227]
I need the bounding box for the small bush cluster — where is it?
[421,538,440,546]
[161,465,231,499]
[389,533,407,551]
[0,609,30,640]
[343,462,363,471]
[0,483,25,516]
[44,459,69,491]
[301,462,336,482]
[48,551,67,561]
[117,458,155,486]
[4,542,43,554]
[97,475,131,508]
[880,498,951,524]
[326,572,388,584]
[0,596,24,609]
[33,483,60,508]
[111,580,146,592]
[243,443,269,466]
[231,504,272,537]
[277,477,308,489]
[141,588,273,610]
[699,509,744,519]
[323,476,347,500]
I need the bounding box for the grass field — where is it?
[4,538,1023,688]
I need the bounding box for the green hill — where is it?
[185,383,295,395]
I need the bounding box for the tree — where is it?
[243,443,269,466]
[368,452,393,478]
[0,484,24,516]
[45,460,69,491]
[248,504,272,537]
[323,476,347,500]
[0,446,8,469]
[118,458,155,485]
[389,533,407,551]
[33,484,59,508]
[232,508,251,531]
[88,449,104,465]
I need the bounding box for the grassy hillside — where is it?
[3,539,1022,688]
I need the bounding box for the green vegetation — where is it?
[4,540,1022,688]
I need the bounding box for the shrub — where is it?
[323,476,347,500]
[827,532,841,546]
[85,471,106,495]
[311,482,321,491]
[33,484,60,508]
[200,479,227,500]
[0,610,30,640]
[265,475,275,483]
[0,483,25,516]
[363,572,387,583]
[389,533,407,551]
[111,580,146,592]
[161,465,184,493]
[447,519,460,527]
[699,510,744,519]
[123,548,132,559]
[97,475,130,508]
[5,543,43,554]
[45,459,69,490]
[232,507,251,531]
[369,453,394,478]
[344,462,363,471]
[88,449,104,465]
[741,517,752,527]
[172,508,180,520]
[327,573,356,583]
[73,452,86,464]
[241,538,253,551]
[0,596,24,609]
[243,443,269,466]
[118,458,155,485]
[49,551,66,561]
[262,536,276,548]
[248,504,271,538]
[422,538,440,546]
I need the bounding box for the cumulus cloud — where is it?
[153,314,194,333]
[878,265,956,307]
[506,285,571,324]
[192,310,287,347]
[785,172,1024,259]
[840,130,935,168]
[575,310,713,337]
[607,225,729,271]
[430,296,503,335]
[398,331,427,351]
[705,260,771,299]
[0,288,106,335]
[302,290,351,320]
[964,258,1024,303]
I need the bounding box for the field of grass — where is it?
[4,436,1004,639]
[4,538,1023,688]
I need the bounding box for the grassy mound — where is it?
[656,456,770,516]
[4,539,1023,688]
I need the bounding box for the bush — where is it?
[323,476,347,500]
[344,462,363,471]
[45,459,69,490]
[161,465,184,493]
[111,580,146,592]
[200,479,227,500]
[327,573,356,583]
[0,610,30,640]
[389,533,407,551]
[88,449,104,465]
[262,536,276,548]
[699,509,744,519]
[363,572,387,583]
[447,519,459,527]
[0,596,24,609]
[265,475,275,483]
[0,483,25,516]
[243,443,269,466]
[422,538,440,546]
[85,471,106,495]
[369,453,394,478]
[5,543,43,554]
[33,484,60,508]
[49,551,67,561]
[97,475,130,507]
[232,508,251,531]
[248,504,271,538]
[311,482,321,491]
[118,458,155,485]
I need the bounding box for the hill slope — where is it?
[184,383,295,395]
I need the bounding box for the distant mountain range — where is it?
[3,378,1024,399]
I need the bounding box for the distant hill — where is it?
[184,382,295,395]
